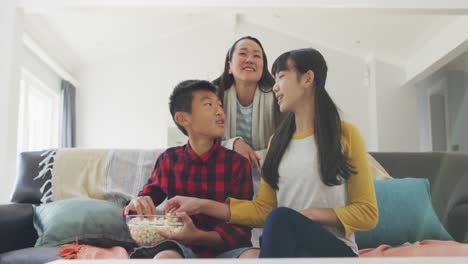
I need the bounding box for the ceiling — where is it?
[23,7,462,70]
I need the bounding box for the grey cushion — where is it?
[0,247,60,264]
[33,198,135,249]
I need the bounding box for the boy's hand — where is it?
[124,196,157,216]
[164,196,203,215]
[233,139,260,172]
[158,212,201,245]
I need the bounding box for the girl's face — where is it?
[229,39,264,85]
[273,60,312,113]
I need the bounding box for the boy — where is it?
[124,80,253,258]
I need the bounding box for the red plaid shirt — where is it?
[138,140,253,257]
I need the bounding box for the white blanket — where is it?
[36,149,161,206]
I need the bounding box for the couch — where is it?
[1,150,468,264]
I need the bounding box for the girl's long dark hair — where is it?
[263,48,355,190]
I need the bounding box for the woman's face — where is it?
[229,39,264,85]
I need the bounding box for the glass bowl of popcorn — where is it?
[126,214,184,247]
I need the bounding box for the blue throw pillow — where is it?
[33,198,135,249]
[355,178,453,248]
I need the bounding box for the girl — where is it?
[165,48,378,258]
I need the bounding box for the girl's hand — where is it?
[157,212,201,245]
[164,196,203,215]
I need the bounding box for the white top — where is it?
[277,134,358,254]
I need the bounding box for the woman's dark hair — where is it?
[213,36,276,101]
[263,48,355,189]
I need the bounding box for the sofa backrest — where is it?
[13,150,468,225]
[11,151,53,204]
[11,148,166,204]
[369,152,468,227]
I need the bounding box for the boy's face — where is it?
[182,90,225,139]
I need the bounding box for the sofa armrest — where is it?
[446,203,468,243]
[0,203,38,253]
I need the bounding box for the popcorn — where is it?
[126,215,183,246]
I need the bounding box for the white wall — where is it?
[416,70,447,151]
[453,96,468,152]
[75,21,372,149]
[416,70,468,152]
[448,71,468,152]
[75,23,232,148]
[446,71,465,130]
[375,59,422,152]
[0,1,23,203]
[239,22,372,146]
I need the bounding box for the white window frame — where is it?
[17,68,60,152]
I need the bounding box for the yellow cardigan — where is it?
[226,122,378,237]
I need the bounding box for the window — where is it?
[17,69,60,152]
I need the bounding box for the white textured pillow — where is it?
[368,154,393,180]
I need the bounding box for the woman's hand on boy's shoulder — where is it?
[233,139,260,172]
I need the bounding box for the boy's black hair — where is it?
[169,80,218,136]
